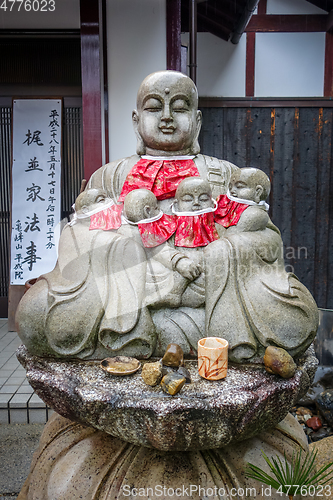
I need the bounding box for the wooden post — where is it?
[80,0,103,181]
[189,0,197,83]
[8,286,25,331]
[324,31,333,97]
[167,0,182,71]
[246,32,255,97]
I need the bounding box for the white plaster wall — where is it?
[267,0,326,15]
[181,32,246,97]
[107,0,166,161]
[255,32,325,97]
[0,0,80,29]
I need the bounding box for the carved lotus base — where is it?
[17,412,309,500]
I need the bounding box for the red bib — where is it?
[214,194,248,228]
[174,212,219,248]
[118,158,199,202]
[89,204,123,231]
[138,214,178,248]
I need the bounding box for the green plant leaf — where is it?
[245,447,333,497]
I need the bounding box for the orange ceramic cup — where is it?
[198,337,228,380]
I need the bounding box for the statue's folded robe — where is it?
[16,222,156,358]
[205,226,319,358]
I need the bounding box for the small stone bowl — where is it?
[100,356,141,376]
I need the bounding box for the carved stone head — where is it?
[132,71,202,156]
[75,188,109,214]
[123,188,160,222]
[175,177,214,212]
[229,168,271,203]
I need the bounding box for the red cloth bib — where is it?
[89,204,123,231]
[118,158,199,202]
[214,194,248,228]
[138,214,178,248]
[174,212,219,248]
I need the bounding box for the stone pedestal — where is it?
[18,412,308,500]
[16,345,318,499]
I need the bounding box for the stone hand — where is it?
[175,258,202,280]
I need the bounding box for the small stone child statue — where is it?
[121,188,202,308]
[71,188,116,225]
[72,187,200,308]
[215,167,271,232]
[122,178,221,308]
[172,177,220,247]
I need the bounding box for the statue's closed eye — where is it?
[172,99,189,112]
[143,98,162,111]
[199,194,210,202]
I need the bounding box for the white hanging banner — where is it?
[10,99,62,285]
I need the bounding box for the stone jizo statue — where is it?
[15,70,318,362]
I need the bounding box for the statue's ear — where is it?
[255,185,263,203]
[191,110,202,155]
[132,110,146,155]
[80,204,89,214]
[143,205,151,219]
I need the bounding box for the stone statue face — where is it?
[229,170,262,203]
[133,71,202,156]
[176,177,214,212]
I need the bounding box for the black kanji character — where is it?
[23,130,44,146]
[24,213,41,233]
[26,183,45,202]
[22,241,41,271]
[25,157,43,172]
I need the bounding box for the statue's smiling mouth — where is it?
[160,126,175,133]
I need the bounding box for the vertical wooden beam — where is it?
[80,0,103,181]
[189,0,197,83]
[8,286,25,331]
[246,32,255,97]
[257,0,267,15]
[269,108,275,219]
[290,107,300,276]
[101,0,109,164]
[167,0,182,71]
[324,32,333,97]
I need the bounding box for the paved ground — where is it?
[0,422,44,499]
[0,319,52,425]
[0,319,51,498]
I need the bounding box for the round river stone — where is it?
[16,344,318,452]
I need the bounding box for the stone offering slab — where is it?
[17,345,318,451]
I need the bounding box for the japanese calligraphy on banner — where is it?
[10,99,62,285]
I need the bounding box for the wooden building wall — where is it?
[199,103,333,309]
